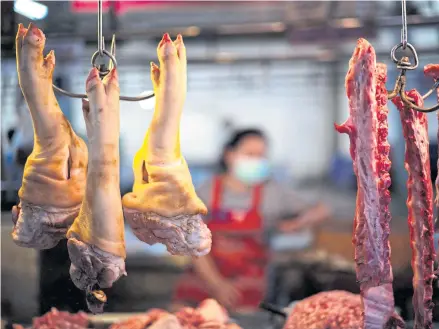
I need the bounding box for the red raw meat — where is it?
[13,308,88,329]
[175,307,204,328]
[392,89,436,329]
[423,64,439,235]
[283,291,363,329]
[175,299,229,329]
[13,300,240,329]
[108,299,238,329]
[335,38,401,329]
[424,64,439,91]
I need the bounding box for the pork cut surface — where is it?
[335,38,402,329]
[392,89,436,329]
[122,33,211,257]
[13,23,87,249]
[67,68,126,314]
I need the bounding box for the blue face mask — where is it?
[232,157,271,185]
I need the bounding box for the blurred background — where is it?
[1,1,439,328]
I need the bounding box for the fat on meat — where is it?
[66,68,126,313]
[197,299,229,324]
[12,23,88,249]
[392,89,436,329]
[335,38,402,329]
[122,33,212,257]
[13,307,88,329]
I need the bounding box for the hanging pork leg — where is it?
[67,68,126,314]
[335,38,402,329]
[122,34,211,257]
[392,89,435,329]
[13,23,88,249]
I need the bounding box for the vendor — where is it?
[172,128,331,312]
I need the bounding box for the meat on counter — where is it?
[13,308,89,329]
[392,89,436,329]
[66,68,126,314]
[13,23,88,249]
[109,299,238,329]
[335,38,402,329]
[122,33,212,257]
[12,300,236,329]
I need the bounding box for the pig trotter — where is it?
[67,235,126,295]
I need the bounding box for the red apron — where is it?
[173,176,268,310]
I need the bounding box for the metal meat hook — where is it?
[52,0,154,101]
[386,0,439,113]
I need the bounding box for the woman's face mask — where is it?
[232,156,271,185]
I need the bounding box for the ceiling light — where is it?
[183,26,201,37]
[14,0,48,20]
[336,18,362,29]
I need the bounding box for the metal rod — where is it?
[422,80,439,100]
[401,0,408,49]
[98,0,103,56]
[401,92,439,113]
[259,301,287,318]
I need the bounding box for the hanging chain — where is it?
[52,0,154,101]
[387,0,439,113]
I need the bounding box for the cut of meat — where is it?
[175,300,231,329]
[175,307,204,328]
[13,308,88,329]
[122,33,211,257]
[335,38,401,329]
[197,299,229,324]
[108,299,239,329]
[424,64,439,90]
[108,309,170,329]
[392,89,436,329]
[67,68,126,314]
[14,300,240,329]
[13,23,88,249]
[282,291,404,329]
[423,64,439,239]
[283,291,363,329]
[148,315,182,329]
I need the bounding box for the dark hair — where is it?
[218,128,267,173]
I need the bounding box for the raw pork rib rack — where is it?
[392,89,436,329]
[335,39,402,329]
[274,41,439,329]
